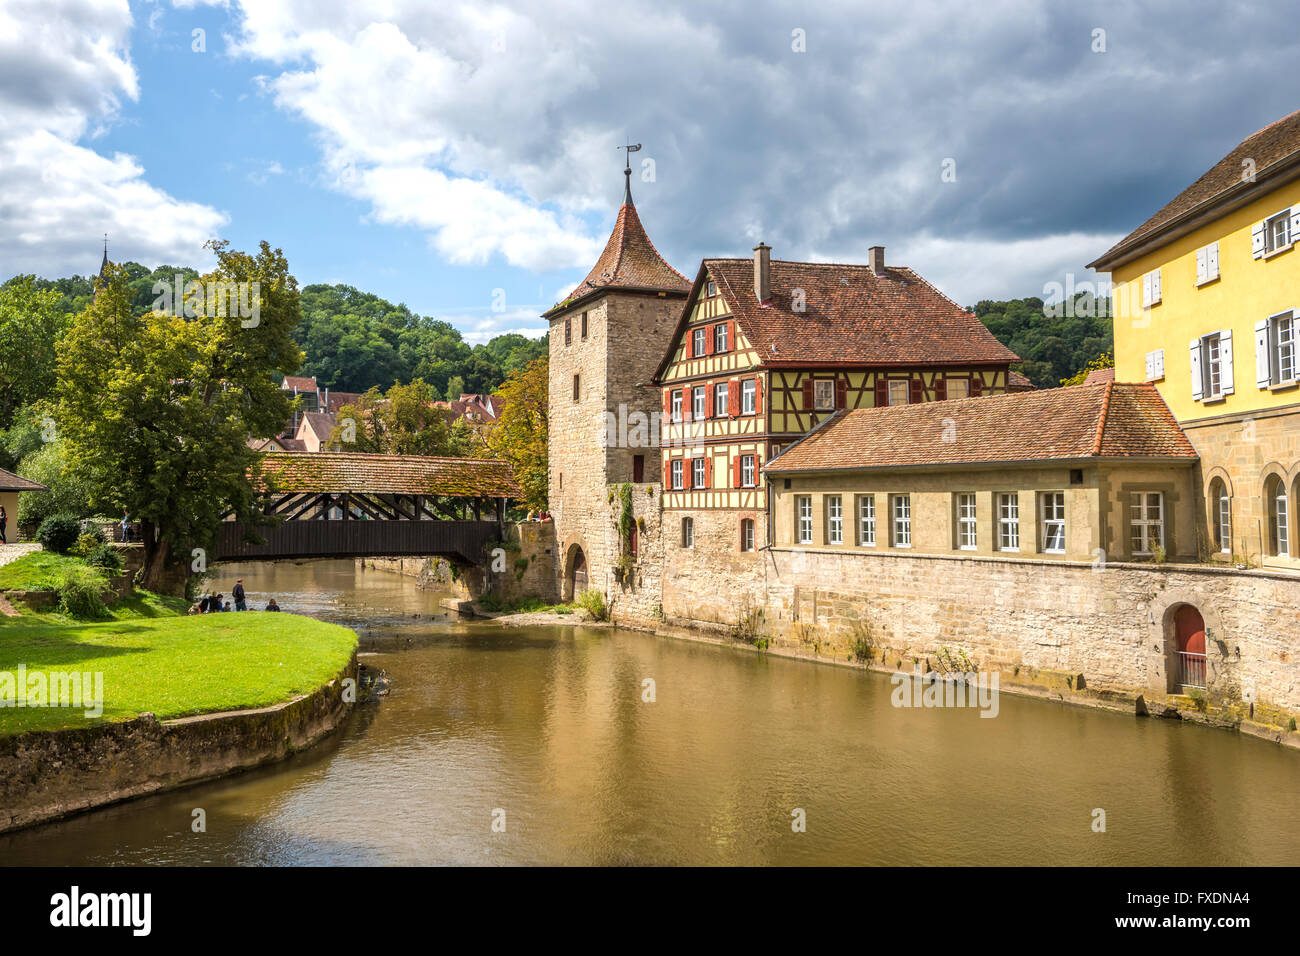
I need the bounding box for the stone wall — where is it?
[659,507,767,630]
[0,653,357,834]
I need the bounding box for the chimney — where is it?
[753,243,771,303]
[868,245,885,275]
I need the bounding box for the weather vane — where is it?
[618,140,642,203]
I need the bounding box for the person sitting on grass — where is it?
[265,598,281,612]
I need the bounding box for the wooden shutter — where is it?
[1291,206,1300,241]
[1145,352,1155,381]
[1207,241,1219,279]
[704,326,715,356]
[705,385,714,418]
[1256,318,1272,387]
[1152,269,1161,303]
[726,320,735,352]
[1252,221,1266,259]
[1221,329,1235,394]
[1189,338,1204,401]
[682,388,692,422]
[1142,273,1152,307]
[732,456,741,488]
[970,376,983,397]
[935,377,947,400]
[835,376,848,409]
[802,379,814,409]
[663,389,671,417]
[1195,247,1208,284]
[704,456,712,488]
[664,459,671,486]
[729,377,740,416]
[874,377,888,406]
[754,377,764,414]
[909,378,924,404]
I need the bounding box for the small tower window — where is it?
[564,318,571,346]
[581,311,588,339]
[572,373,580,402]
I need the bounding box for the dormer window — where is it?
[705,280,717,297]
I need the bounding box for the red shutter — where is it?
[705,456,712,488]
[970,376,983,397]
[875,378,888,406]
[909,378,924,404]
[682,388,692,422]
[754,377,763,415]
[705,385,714,418]
[663,389,671,417]
[729,378,740,416]
[685,331,693,359]
[705,326,715,356]
[664,460,671,486]
[732,455,741,488]
[835,376,847,409]
[726,320,735,352]
[935,377,947,401]
[802,379,814,409]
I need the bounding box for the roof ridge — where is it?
[1092,380,1113,456]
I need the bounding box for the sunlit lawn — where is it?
[0,613,357,735]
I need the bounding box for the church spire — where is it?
[99,234,109,280]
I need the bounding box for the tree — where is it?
[478,356,547,512]
[0,277,69,429]
[969,295,1113,388]
[1060,351,1115,387]
[14,440,98,529]
[55,242,304,590]
[330,379,458,456]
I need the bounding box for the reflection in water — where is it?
[3,559,1298,865]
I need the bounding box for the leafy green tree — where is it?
[445,375,466,402]
[968,295,1113,388]
[0,404,50,472]
[331,379,458,456]
[0,277,69,428]
[55,242,304,590]
[478,356,547,512]
[1060,351,1115,387]
[14,441,98,528]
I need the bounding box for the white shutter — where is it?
[1256,318,1272,387]
[1220,329,1234,395]
[1189,338,1204,400]
[1253,221,1266,258]
[1142,272,1153,307]
[1145,352,1155,380]
[1291,207,1300,242]
[1152,268,1162,304]
[1196,247,1208,284]
[1154,348,1164,379]
[1207,241,1219,279]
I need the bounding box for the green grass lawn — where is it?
[0,551,191,624]
[0,613,357,735]
[0,551,83,591]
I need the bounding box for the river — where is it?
[2,558,1298,865]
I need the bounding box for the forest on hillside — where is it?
[968,294,1113,388]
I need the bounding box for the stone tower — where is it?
[544,165,690,603]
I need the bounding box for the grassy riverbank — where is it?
[0,613,358,735]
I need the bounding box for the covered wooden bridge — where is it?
[215,451,521,562]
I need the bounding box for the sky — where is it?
[2,0,1299,344]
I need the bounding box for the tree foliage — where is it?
[1059,351,1115,387]
[330,378,472,457]
[55,242,304,589]
[478,356,548,512]
[968,295,1113,388]
[0,277,69,429]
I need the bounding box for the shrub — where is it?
[84,544,124,575]
[54,565,110,619]
[574,588,609,622]
[36,513,82,554]
[70,528,106,556]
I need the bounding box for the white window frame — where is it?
[858,495,876,546]
[740,454,756,488]
[947,378,970,400]
[888,380,909,406]
[670,459,683,490]
[827,495,843,545]
[692,457,706,489]
[1191,330,1233,401]
[1264,209,1293,256]
[1272,481,1291,558]
[741,379,756,415]
[1130,492,1165,556]
[714,382,728,418]
[813,379,835,410]
[714,323,728,353]
[1041,491,1066,554]
[1214,486,1231,554]
[671,390,682,423]
[740,518,755,552]
[692,386,706,420]
[956,493,977,550]
[1258,311,1298,388]
[692,327,707,356]
[1195,241,1220,286]
[891,494,911,548]
[998,493,1020,552]
[682,517,694,548]
[796,496,813,544]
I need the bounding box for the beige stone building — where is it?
[0,467,45,541]
[544,168,690,603]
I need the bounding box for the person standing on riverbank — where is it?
[233,579,247,611]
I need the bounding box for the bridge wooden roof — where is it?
[256,452,522,499]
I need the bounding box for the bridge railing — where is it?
[214,519,499,562]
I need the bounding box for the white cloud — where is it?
[0,0,226,278]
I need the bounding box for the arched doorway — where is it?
[1173,604,1206,690]
[564,544,587,601]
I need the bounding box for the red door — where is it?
[1174,605,1206,688]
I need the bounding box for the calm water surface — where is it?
[3,558,1298,866]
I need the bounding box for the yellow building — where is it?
[1090,109,1300,568]
[0,468,45,542]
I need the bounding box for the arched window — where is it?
[1209,478,1231,554]
[1266,475,1290,557]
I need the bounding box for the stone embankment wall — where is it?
[0,654,358,834]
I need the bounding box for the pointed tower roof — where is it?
[545,170,689,317]
[98,235,110,280]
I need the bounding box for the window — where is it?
[1195,241,1220,285]
[1258,311,1297,387]
[888,380,909,406]
[693,328,707,356]
[858,495,876,546]
[1144,349,1165,382]
[956,493,977,549]
[1041,492,1066,553]
[705,280,717,298]
[796,496,813,544]
[692,457,706,489]
[947,378,970,400]
[740,518,755,552]
[740,454,756,488]
[1264,209,1292,255]
[998,493,1020,551]
[1210,478,1231,554]
[1267,475,1290,557]
[1141,268,1162,307]
[564,318,572,345]
[671,390,682,422]
[693,386,706,420]
[891,495,911,547]
[572,373,580,402]
[633,455,644,483]
[742,379,756,414]
[714,382,728,418]
[714,323,728,353]
[670,459,683,490]
[581,311,588,339]
[1130,492,1165,556]
[827,496,843,545]
[1190,331,1233,401]
[682,517,694,548]
[813,379,835,410]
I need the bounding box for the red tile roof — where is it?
[693,258,1019,369]
[255,451,522,498]
[1007,370,1035,391]
[547,201,689,315]
[297,411,337,441]
[325,391,363,414]
[765,382,1196,473]
[1082,367,1115,386]
[1091,108,1300,269]
[282,376,318,392]
[0,467,44,492]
